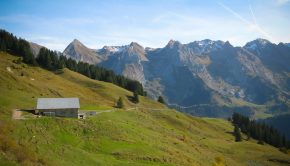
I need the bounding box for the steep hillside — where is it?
[0,52,290,166]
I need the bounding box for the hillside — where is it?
[0,52,290,166]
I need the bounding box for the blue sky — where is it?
[0,0,289,51]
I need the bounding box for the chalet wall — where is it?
[38,108,78,118]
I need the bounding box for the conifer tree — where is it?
[157,96,165,104]
[116,97,124,108]
[234,125,242,142]
[133,91,139,103]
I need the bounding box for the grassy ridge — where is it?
[0,52,289,166]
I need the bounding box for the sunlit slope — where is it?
[0,52,289,166]
[0,52,165,116]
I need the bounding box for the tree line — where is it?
[0,29,37,65]
[0,29,144,95]
[231,113,290,150]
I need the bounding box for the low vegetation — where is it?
[0,52,289,165]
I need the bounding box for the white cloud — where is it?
[218,2,276,42]
[276,0,290,5]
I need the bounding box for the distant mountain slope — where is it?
[63,39,290,119]
[29,42,43,57]
[63,39,103,64]
[97,42,148,84]
[244,39,290,73]
[1,52,290,166]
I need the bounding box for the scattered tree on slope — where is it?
[234,125,242,142]
[133,91,139,103]
[157,96,165,104]
[116,97,124,108]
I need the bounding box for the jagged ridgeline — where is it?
[0,29,144,95]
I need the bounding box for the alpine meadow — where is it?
[0,0,290,166]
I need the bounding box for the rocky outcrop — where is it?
[63,39,103,64]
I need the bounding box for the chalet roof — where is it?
[37,98,80,109]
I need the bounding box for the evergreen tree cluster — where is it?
[232,113,290,149]
[0,29,36,65]
[0,29,144,95]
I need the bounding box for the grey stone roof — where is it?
[37,98,80,109]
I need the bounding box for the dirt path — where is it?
[95,110,114,114]
[12,109,24,120]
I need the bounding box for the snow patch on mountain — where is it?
[186,39,225,55]
[244,38,272,54]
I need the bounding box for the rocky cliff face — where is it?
[63,39,103,64]
[97,42,147,84]
[63,39,290,117]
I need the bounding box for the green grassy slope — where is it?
[0,52,165,115]
[0,52,289,166]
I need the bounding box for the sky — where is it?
[0,0,289,51]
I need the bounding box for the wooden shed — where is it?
[36,98,80,118]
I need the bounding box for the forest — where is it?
[232,113,290,150]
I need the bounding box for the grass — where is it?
[0,52,289,166]
[80,105,113,111]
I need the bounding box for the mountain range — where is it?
[31,38,290,118]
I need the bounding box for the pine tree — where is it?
[116,97,124,108]
[0,40,6,51]
[133,91,139,103]
[234,125,242,142]
[157,96,165,104]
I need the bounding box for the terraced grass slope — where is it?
[0,52,289,166]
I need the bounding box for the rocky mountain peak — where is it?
[186,39,227,54]
[166,39,181,48]
[29,42,44,57]
[128,42,144,52]
[70,39,85,47]
[256,38,271,45]
[244,38,272,51]
[129,42,141,47]
[72,38,80,43]
[63,39,102,64]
